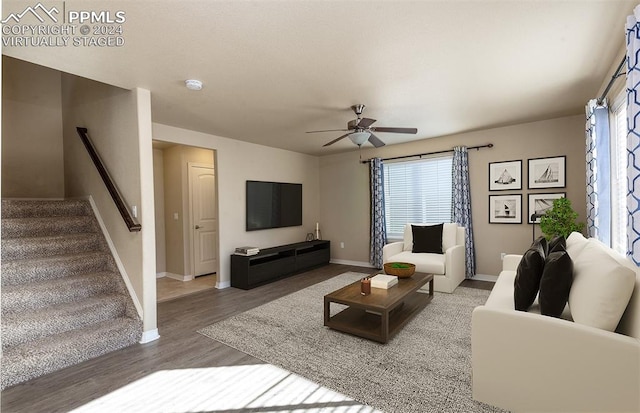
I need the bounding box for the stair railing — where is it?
[76,127,142,232]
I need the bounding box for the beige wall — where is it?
[160,144,215,276]
[153,148,166,274]
[152,122,320,288]
[162,145,182,274]
[61,75,156,334]
[320,115,586,276]
[2,57,64,198]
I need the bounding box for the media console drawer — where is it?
[231,240,330,290]
[249,256,296,284]
[296,249,330,270]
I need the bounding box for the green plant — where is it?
[539,198,585,239]
[390,263,411,269]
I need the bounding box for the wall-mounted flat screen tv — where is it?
[246,180,302,231]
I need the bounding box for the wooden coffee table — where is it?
[323,272,434,343]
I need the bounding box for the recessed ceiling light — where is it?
[185,79,203,91]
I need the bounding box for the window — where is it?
[383,156,453,239]
[610,93,627,254]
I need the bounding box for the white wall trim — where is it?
[330,259,375,268]
[86,195,143,318]
[162,272,194,282]
[139,328,160,344]
[473,273,498,282]
[216,279,231,289]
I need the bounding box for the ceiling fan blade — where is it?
[306,129,350,133]
[371,127,418,134]
[322,133,350,147]
[357,117,377,128]
[368,133,386,148]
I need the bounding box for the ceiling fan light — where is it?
[349,131,370,146]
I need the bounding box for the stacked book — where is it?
[235,246,260,256]
[370,274,398,289]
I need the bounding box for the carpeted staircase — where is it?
[1,199,143,389]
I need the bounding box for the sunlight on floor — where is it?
[157,274,216,302]
[68,364,380,413]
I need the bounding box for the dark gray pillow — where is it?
[548,235,567,254]
[532,236,548,258]
[539,250,573,318]
[412,224,443,254]
[514,247,545,311]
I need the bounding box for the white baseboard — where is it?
[139,329,160,344]
[87,196,143,318]
[160,272,194,282]
[330,259,375,268]
[216,280,231,289]
[473,274,498,282]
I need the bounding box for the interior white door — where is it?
[191,165,217,276]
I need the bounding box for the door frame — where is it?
[187,162,219,278]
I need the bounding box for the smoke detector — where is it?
[185,79,203,91]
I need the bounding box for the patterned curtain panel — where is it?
[452,146,475,278]
[585,99,611,246]
[627,7,640,265]
[370,158,387,269]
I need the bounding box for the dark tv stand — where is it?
[231,240,330,290]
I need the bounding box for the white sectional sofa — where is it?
[382,223,466,293]
[472,232,640,412]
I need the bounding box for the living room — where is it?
[1,1,639,412]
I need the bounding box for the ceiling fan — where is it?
[306,104,418,148]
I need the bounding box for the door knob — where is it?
[195,225,201,229]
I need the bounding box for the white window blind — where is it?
[383,156,453,239]
[611,95,627,254]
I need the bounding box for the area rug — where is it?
[198,272,505,413]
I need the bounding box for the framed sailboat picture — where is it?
[489,194,522,224]
[528,156,566,189]
[528,193,566,223]
[489,160,522,191]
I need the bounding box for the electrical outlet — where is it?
[500,252,506,260]
[340,242,345,249]
[131,205,138,218]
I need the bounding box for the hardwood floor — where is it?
[1,265,492,413]
[156,273,217,302]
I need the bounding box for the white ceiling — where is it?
[3,0,635,155]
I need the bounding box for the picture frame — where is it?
[489,160,522,191]
[528,156,566,189]
[527,192,566,223]
[489,194,522,224]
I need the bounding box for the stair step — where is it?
[1,199,91,219]
[1,251,114,286]
[1,233,104,261]
[2,272,123,314]
[2,294,129,348]
[1,316,142,389]
[1,216,97,239]
[0,198,142,390]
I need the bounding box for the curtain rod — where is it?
[597,56,626,105]
[360,143,493,164]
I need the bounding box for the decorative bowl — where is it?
[383,262,416,278]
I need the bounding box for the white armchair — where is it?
[382,223,466,293]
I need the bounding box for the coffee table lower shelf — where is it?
[325,293,431,343]
[324,273,434,344]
